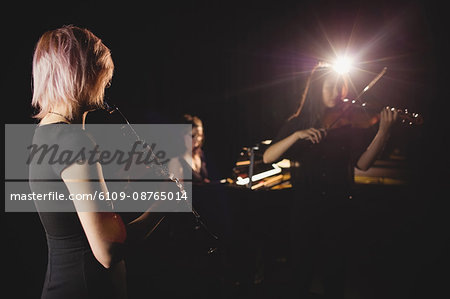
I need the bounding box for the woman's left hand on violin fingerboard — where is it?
[379,106,399,133]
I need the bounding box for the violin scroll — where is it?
[389,107,423,126]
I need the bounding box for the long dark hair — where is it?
[288,64,348,128]
[182,114,204,156]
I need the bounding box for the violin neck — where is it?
[340,100,423,127]
[395,108,423,126]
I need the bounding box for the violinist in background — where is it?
[263,63,398,299]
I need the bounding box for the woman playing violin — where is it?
[29,25,165,299]
[263,63,398,299]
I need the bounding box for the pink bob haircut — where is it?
[31,25,114,120]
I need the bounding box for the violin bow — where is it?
[103,102,219,241]
[327,66,388,129]
[354,66,388,103]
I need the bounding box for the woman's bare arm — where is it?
[62,162,164,268]
[263,128,326,164]
[356,107,398,171]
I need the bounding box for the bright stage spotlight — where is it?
[319,56,354,74]
[332,56,353,74]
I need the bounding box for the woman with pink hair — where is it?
[29,25,164,299]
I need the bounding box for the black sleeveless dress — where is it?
[175,154,209,184]
[271,116,376,298]
[28,123,126,299]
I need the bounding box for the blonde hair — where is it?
[31,25,114,120]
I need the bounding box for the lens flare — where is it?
[332,56,353,74]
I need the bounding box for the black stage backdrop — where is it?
[3,0,449,298]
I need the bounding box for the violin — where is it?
[322,98,424,130]
[321,66,423,130]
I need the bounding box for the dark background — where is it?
[3,0,449,298]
